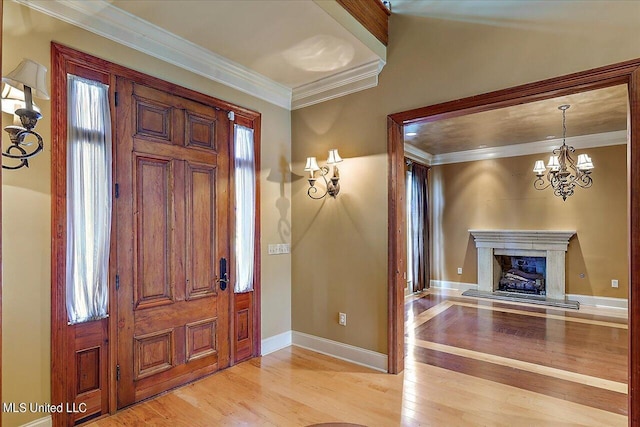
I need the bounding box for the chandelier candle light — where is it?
[304,148,342,199]
[533,105,594,201]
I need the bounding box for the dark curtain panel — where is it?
[409,163,430,292]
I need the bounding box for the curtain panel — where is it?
[65,74,112,324]
[408,162,430,293]
[234,125,256,293]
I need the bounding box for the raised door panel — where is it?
[72,319,109,423]
[186,162,217,300]
[134,329,174,380]
[134,155,175,309]
[186,318,218,362]
[135,98,173,143]
[186,112,216,151]
[234,292,253,363]
[76,347,100,394]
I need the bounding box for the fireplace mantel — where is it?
[469,229,576,300]
[469,230,576,251]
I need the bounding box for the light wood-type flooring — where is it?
[88,289,628,426]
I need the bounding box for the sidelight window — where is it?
[234,124,255,293]
[65,74,112,324]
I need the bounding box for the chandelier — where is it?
[533,104,594,201]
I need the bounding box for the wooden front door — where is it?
[115,78,231,407]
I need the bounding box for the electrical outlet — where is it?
[457,267,463,275]
[612,279,619,288]
[338,312,347,326]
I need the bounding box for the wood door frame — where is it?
[51,43,262,424]
[231,113,262,361]
[387,58,640,423]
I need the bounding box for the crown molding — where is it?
[291,59,385,110]
[16,0,387,111]
[403,143,433,165]
[15,0,293,109]
[412,130,627,166]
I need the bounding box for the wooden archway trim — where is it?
[387,58,640,425]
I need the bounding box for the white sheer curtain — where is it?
[66,74,112,324]
[234,125,255,293]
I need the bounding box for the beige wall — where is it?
[431,145,628,298]
[3,1,640,425]
[1,2,291,426]
[291,1,640,354]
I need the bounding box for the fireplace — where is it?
[469,230,575,300]
[496,255,546,295]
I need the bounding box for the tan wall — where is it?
[431,145,628,298]
[2,2,291,426]
[291,1,640,354]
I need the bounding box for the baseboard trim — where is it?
[261,331,292,356]
[292,331,388,372]
[567,294,628,310]
[429,282,628,310]
[430,280,478,292]
[20,416,52,427]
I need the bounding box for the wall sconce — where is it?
[2,59,50,170]
[304,148,342,199]
[2,84,41,126]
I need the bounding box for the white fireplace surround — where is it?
[469,230,576,300]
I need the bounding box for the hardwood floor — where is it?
[88,290,627,426]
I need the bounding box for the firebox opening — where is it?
[496,255,546,295]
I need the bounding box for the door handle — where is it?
[216,257,228,290]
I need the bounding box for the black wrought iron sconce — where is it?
[304,149,342,199]
[2,59,50,170]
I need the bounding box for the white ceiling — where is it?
[111,0,380,89]
[15,0,386,110]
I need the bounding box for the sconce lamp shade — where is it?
[304,157,320,172]
[576,154,594,170]
[1,84,40,115]
[326,148,343,165]
[533,160,546,175]
[3,59,50,100]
